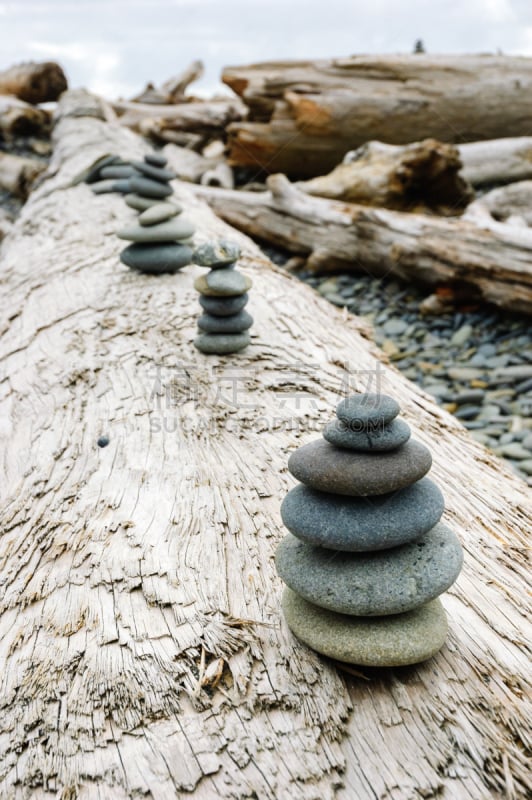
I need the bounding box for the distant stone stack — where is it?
[192,240,253,354]
[116,153,195,274]
[276,392,463,667]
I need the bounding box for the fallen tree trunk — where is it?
[458,137,532,187]
[465,180,532,226]
[131,60,205,104]
[0,151,47,197]
[223,55,532,177]
[0,90,530,799]
[193,175,532,314]
[0,95,51,139]
[0,60,67,104]
[298,139,473,214]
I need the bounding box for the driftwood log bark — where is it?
[223,55,532,177]
[0,90,530,799]
[193,175,532,314]
[0,60,67,104]
[131,60,205,104]
[458,137,532,187]
[298,139,473,214]
[465,181,532,226]
[0,151,46,197]
[0,95,51,139]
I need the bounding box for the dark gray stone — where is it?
[197,310,253,334]
[125,194,162,211]
[276,523,462,616]
[85,155,120,183]
[288,438,432,496]
[90,179,118,194]
[145,153,168,167]
[281,477,444,551]
[336,393,400,426]
[120,243,193,273]
[129,176,173,198]
[194,332,250,354]
[323,417,411,452]
[282,590,448,667]
[199,293,249,316]
[192,240,241,268]
[117,218,195,242]
[138,202,182,226]
[100,165,139,179]
[194,270,252,297]
[111,179,132,193]
[132,160,176,183]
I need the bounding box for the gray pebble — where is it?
[125,194,162,211]
[194,332,250,354]
[145,152,167,167]
[194,270,252,297]
[129,176,173,198]
[131,160,176,183]
[197,310,253,334]
[120,243,192,273]
[323,417,411,452]
[193,240,241,268]
[138,202,182,226]
[336,393,400,426]
[117,218,195,243]
[199,293,249,316]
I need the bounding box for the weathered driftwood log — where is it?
[0,95,51,139]
[458,137,532,187]
[114,96,246,149]
[0,151,46,197]
[0,60,67,104]
[223,55,532,177]
[131,60,205,104]
[0,90,530,799]
[465,180,532,226]
[193,175,532,314]
[298,139,473,214]
[159,142,220,182]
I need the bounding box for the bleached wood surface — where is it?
[0,91,530,799]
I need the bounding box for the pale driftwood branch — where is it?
[0,60,67,104]
[299,139,473,214]
[131,61,205,104]
[223,55,532,177]
[159,143,225,183]
[0,151,46,197]
[458,137,532,187]
[193,175,532,314]
[465,180,532,226]
[114,97,246,139]
[0,95,51,139]
[0,89,530,799]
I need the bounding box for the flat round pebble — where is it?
[111,179,132,193]
[199,293,249,316]
[197,310,253,334]
[117,218,195,242]
[281,477,444,550]
[120,243,193,273]
[100,165,139,179]
[336,393,400,426]
[193,240,241,268]
[288,438,432,496]
[90,179,118,194]
[145,153,167,167]
[323,417,411,451]
[129,176,173,198]
[282,589,448,666]
[138,202,182,226]
[85,155,120,183]
[125,193,162,211]
[194,270,252,297]
[132,160,176,183]
[194,332,250,354]
[276,523,462,616]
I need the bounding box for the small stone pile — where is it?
[115,153,195,274]
[276,392,463,667]
[192,240,253,354]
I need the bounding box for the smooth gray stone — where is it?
[281,477,444,551]
[197,310,253,334]
[323,417,411,452]
[336,393,400,426]
[288,438,432,496]
[111,179,132,193]
[132,160,176,183]
[120,243,193,273]
[282,590,448,667]
[199,293,249,316]
[129,176,173,198]
[194,332,250,354]
[276,523,463,616]
[125,194,162,211]
[192,240,241,268]
[194,270,252,296]
[91,179,118,194]
[85,155,120,183]
[138,202,182,226]
[117,218,195,242]
[100,165,139,179]
[145,152,168,167]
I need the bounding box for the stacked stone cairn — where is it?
[276,392,463,667]
[191,240,253,354]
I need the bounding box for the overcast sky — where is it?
[1,0,532,98]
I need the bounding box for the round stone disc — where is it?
[288,438,432,496]
[276,523,462,615]
[323,417,411,452]
[194,332,250,354]
[336,393,400,425]
[280,478,444,551]
[282,589,448,667]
